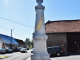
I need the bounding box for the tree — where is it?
[30,40,34,48]
[24,38,34,49]
[25,38,30,47]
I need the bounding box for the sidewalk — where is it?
[26,49,52,60]
[26,57,31,60]
[26,57,52,60]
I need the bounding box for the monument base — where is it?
[31,54,50,60]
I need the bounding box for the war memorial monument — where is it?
[31,0,50,60]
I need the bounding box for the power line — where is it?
[0,17,34,28]
[0,26,22,39]
[13,31,22,38]
[0,25,10,30]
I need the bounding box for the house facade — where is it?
[0,34,19,51]
[45,20,80,54]
[0,37,3,48]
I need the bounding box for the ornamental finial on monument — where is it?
[36,0,43,4]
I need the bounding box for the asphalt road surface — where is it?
[0,50,32,60]
[1,50,80,60]
[51,55,80,60]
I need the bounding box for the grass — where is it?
[3,56,9,58]
[0,56,9,59]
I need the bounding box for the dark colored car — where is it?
[5,49,13,53]
[47,46,65,56]
[16,47,23,51]
[0,48,6,54]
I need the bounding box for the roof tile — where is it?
[45,20,80,33]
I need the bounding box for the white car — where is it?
[31,48,33,53]
[20,48,27,53]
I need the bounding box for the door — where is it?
[67,32,80,53]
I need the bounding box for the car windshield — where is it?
[47,48,53,50]
[8,49,12,51]
[21,48,26,50]
[17,47,22,50]
[0,48,5,50]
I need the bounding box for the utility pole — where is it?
[11,29,12,44]
[10,29,12,49]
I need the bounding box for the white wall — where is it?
[0,43,2,48]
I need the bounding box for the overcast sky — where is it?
[0,0,80,41]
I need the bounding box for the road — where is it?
[51,55,80,60]
[0,50,32,60]
[1,50,80,60]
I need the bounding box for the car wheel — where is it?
[56,53,60,56]
[31,51,33,53]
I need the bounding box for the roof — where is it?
[15,38,25,45]
[0,38,3,43]
[0,37,5,43]
[45,20,80,33]
[0,34,19,44]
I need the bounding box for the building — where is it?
[15,38,26,48]
[0,34,19,51]
[0,37,4,48]
[0,34,26,51]
[45,20,80,54]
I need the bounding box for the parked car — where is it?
[16,47,23,51]
[20,48,27,53]
[5,49,13,53]
[31,48,33,53]
[47,46,65,56]
[0,48,6,54]
[26,47,29,50]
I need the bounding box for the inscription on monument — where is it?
[36,15,44,31]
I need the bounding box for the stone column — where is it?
[31,0,50,60]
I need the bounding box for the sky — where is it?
[0,0,80,41]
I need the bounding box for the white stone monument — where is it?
[31,0,50,60]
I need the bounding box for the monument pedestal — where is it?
[31,54,50,60]
[31,34,50,60]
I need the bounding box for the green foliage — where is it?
[24,38,34,49]
[0,56,9,58]
[24,38,30,47]
[30,45,33,49]
[30,40,34,48]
